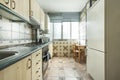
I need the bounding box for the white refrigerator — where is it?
[86,0,105,80]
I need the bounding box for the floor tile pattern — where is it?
[44,57,93,80]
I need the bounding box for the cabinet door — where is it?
[16,61,23,80]
[87,0,104,51]
[15,55,32,80]
[0,56,32,80]
[0,0,10,8]
[1,63,17,80]
[40,8,45,30]
[87,49,105,80]
[0,70,4,80]
[21,56,32,80]
[45,14,50,33]
[22,0,29,20]
[30,0,41,23]
[32,49,42,80]
[10,0,29,20]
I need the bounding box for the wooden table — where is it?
[73,44,86,63]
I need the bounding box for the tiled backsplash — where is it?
[0,17,32,46]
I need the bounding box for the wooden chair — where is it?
[72,44,81,62]
[72,44,76,60]
[77,46,86,63]
[72,43,86,63]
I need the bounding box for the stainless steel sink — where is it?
[0,51,18,60]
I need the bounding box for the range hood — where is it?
[0,4,29,22]
[0,4,40,29]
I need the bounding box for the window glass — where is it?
[71,22,79,39]
[51,21,84,42]
[63,22,70,39]
[53,23,62,39]
[49,23,53,41]
[80,21,86,45]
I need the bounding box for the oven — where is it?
[42,45,49,75]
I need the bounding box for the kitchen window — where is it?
[71,22,79,40]
[53,23,62,39]
[63,22,70,39]
[79,20,86,45]
[52,21,80,40]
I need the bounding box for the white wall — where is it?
[105,0,120,80]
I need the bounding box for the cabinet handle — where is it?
[27,58,32,69]
[11,0,16,9]
[36,62,39,65]
[36,54,39,57]
[36,60,41,65]
[36,71,39,73]
[38,75,41,77]
[4,0,9,4]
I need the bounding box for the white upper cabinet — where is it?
[29,0,41,24]
[44,14,50,33]
[0,0,29,21]
[10,0,29,21]
[40,8,45,30]
[0,0,45,26]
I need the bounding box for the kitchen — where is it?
[0,0,120,80]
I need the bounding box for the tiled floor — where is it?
[44,57,93,80]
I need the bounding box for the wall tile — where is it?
[0,17,33,46]
[53,40,78,57]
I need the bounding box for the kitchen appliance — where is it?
[39,37,49,44]
[39,38,43,44]
[42,37,50,43]
[87,0,104,80]
[42,45,50,75]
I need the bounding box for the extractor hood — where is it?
[0,4,40,29]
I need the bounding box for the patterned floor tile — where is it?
[44,77,59,80]
[47,70,59,77]
[59,77,65,80]
[65,77,79,80]
[44,57,93,80]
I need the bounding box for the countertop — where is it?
[0,42,52,70]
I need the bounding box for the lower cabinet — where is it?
[0,49,43,80]
[20,56,32,80]
[0,62,17,80]
[0,55,32,80]
[32,49,42,80]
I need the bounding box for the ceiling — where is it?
[37,0,88,13]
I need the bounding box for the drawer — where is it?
[32,67,42,77]
[36,73,42,80]
[32,51,42,60]
[32,59,42,68]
